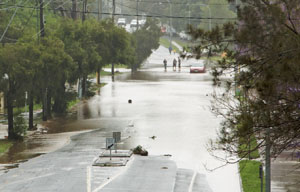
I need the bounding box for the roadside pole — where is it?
[111,0,115,78]
[96,0,102,84]
[72,0,77,20]
[40,0,48,121]
[259,165,263,192]
[98,0,102,20]
[136,0,139,30]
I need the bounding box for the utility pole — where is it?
[40,0,45,37]
[112,0,115,23]
[40,0,47,121]
[98,0,102,20]
[82,0,87,22]
[79,0,87,98]
[36,0,39,43]
[96,0,103,84]
[136,0,139,30]
[111,0,116,78]
[72,0,77,20]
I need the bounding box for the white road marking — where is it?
[189,164,201,192]
[92,156,134,192]
[188,170,197,192]
[87,166,91,192]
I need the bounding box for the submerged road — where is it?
[0,46,241,192]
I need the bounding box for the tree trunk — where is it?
[111,63,115,76]
[47,89,51,118]
[42,88,47,121]
[6,89,15,140]
[53,82,66,113]
[82,76,87,97]
[28,91,34,130]
[97,66,101,84]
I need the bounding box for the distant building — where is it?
[0,92,4,114]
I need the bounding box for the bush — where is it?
[13,116,28,140]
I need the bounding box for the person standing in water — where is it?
[173,58,177,71]
[163,59,167,71]
[178,57,181,69]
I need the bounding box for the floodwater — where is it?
[0,46,241,192]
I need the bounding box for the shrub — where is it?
[132,145,148,156]
[13,116,28,140]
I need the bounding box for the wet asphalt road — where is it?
[0,46,241,192]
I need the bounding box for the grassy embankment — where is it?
[239,160,265,192]
[159,37,180,53]
[103,64,128,69]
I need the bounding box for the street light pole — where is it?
[188,1,190,26]
[98,0,102,20]
[112,0,116,23]
[166,0,172,47]
[185,0,190,27]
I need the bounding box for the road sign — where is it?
[113,132,121,143]
[106,138,115,150]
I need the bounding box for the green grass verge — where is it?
[239,160,264,192]
[239,136,260,159]
[173,39,188,49]
[103,64,128,68]
[13,104,42,116]
[0,140,13,154]
[100,70,112,76]
[67,98,80,111]
[89,83,107,92]
[159,37,180,53]
[209,56,223,62]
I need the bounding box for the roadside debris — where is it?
[132,145,148,156]
[149,136,156,140]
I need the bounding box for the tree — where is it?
[189,0,300,166]
[132,19,161,71]
[38,36,74,115]
[0,43,38,139]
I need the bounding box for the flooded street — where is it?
[0,46,241,192]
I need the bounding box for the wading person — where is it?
[173,58,177,71]
[163,59,167,71]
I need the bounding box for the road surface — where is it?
[0,46,241,192]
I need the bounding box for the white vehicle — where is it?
[130,19,137,28]
[117,18,126,28]
[129,19,137,32]
[179,31,191,40]
[139,19,146,26]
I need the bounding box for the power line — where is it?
[0,3,238,21]
[114,1,228,25]
[1,2,299,22]
[0,0,30,42]
[123,0,234,6]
